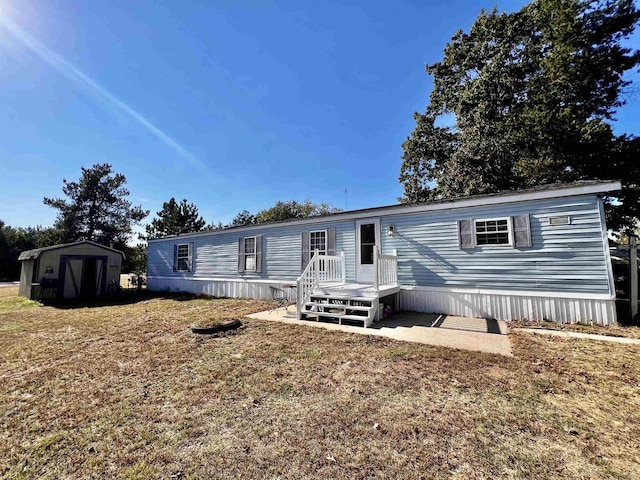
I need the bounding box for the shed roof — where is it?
[18,240,126,261]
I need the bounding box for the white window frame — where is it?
[176,243,191,271]
[309,230,327,257]
[473,217,512,247]
[243,236,257,272]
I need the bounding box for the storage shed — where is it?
[18,241,125,301]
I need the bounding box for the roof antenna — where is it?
[345,188,348,211]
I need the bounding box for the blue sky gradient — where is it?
[0,0,638,232]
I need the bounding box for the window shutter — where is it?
[255,235,263,273]
[512,215,531,248]
[237,237,245,272]
[189,242,195,272]
[173,244,178,272]
[327,228,336,256]
[458,220,475,249]
[301,231,309,270]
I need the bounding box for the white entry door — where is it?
[355,218,380,283]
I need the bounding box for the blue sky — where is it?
[0,0,638,234]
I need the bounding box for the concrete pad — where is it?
[514,328,640,345]
[246,308,512,356]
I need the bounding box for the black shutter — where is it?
[301,231,309,270]
[512,215,531,248]
[255,235,263,273]
[327,228,336,256]
[173,244,178,272]
[458,220,475,249]
[189,242,195,272]
[238,237,245,272]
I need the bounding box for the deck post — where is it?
[314,249,319,285]
[341,251,346,283]
[373,246,379,293]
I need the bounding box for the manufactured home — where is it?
[147,181,620,326]
[18,241,124,301]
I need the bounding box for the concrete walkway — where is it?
[513,328,640,345]
[247,309,513,356]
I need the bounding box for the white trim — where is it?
[400,284,615,301]
[148,181,621,243]
[355,218,381,283]
[473,217,512,247]
[598,198,616,297]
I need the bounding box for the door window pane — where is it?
[361,224,375,244]
[361,244,373,265]
[360,223,376,265]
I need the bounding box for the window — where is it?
[309,230,327,257]
[244,236,257,272]
[359,223,376,264]
[475,219,510,246]
[176,244,191,271]
[238,235,262,273]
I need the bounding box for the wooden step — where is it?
[304,302,373,312]
[304,311,372,323]
[309,296,374,305]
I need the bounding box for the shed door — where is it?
[356,218,380,283]
[63,259,84,298]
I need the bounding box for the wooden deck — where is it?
[313,282,400,298]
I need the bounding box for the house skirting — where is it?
[398,286,616,326]
[147,276,293,300]
[147,277,617,325]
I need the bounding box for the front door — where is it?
[356,218,380,283]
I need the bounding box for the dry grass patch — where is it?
[510,318,640,340]
[0,287,639,479]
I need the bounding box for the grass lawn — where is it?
[1,287,639,479]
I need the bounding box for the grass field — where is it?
[1,286,639,479]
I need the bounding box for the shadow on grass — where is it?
[43,290,231,310]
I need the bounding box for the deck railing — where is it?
[375,247,398,291]
[296,250,345,319]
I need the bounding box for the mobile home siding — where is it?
[148,220,357,283]
[147,191,615,324]
[380,195,611,295]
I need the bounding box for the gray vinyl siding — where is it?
[148,193,611,295]
[381,195,611,294]
[148,220,356,282]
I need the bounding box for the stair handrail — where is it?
[296,250,320,319]
[376,248,398,288]
[296,250,346,319]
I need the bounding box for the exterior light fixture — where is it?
[388,225,395,237]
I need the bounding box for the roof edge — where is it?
[18,240,126,261]
[149,180,622,243]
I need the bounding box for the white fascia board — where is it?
[148,181,622,243]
